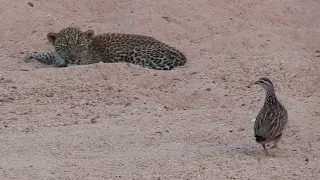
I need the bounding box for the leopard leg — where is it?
[51,55,68,67]
[24,51,68,67]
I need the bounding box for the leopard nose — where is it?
[68,52,79,62]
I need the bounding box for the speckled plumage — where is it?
[254,77,288,155]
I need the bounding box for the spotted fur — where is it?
[25,27,187,70]
[25,51,68,67]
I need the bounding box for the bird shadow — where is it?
[228,143,288,160]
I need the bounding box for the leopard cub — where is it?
[25,27,187,70]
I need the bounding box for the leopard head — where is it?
[47,27,94,65]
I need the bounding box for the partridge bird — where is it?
[254,77,288,155]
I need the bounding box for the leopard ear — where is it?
[47,32,57,43]
[82,30,94,39]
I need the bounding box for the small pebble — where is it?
[90,114,100,123]
[45,92,54,97]
[124,102,131,107]
[0,98,11,103]
[27,2,34,7]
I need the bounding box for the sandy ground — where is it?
[0,0,319,179]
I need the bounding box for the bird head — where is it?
[254,77,274,91]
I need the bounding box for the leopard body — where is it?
[25,27,186,70]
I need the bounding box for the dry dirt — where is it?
[0,0,319,179]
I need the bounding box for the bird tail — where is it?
[255,135,266,143]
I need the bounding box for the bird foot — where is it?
[270,145,279,149]
[262,144,270,156]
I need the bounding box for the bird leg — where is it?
[262,144,270,156]
[270,134,282,149]
[270,139,280,149]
